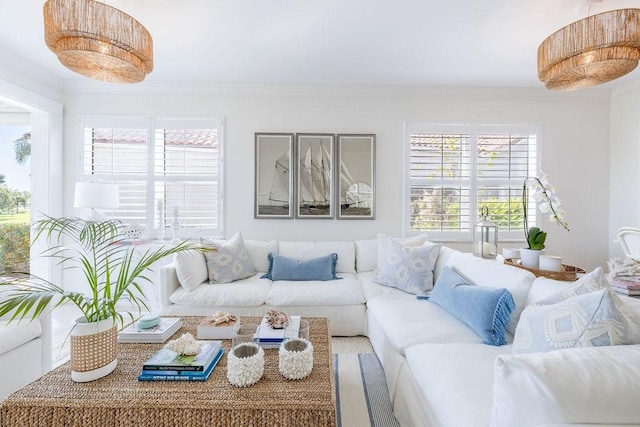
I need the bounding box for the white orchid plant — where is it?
[522,171,569,250]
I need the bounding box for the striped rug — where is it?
[334,353,400,427]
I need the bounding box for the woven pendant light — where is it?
[538,9,640,91]
[43,0,153,84]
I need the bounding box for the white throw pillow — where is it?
[376,234,427,271]
[373,236,440,295]
[173,249,207,291]
[201,231,256,284]
[491,345,640,427]
[513,267,640,353]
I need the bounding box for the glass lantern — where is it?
[474,206,498,259]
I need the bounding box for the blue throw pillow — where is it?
[260,253,340,281]
[429,266,515,346]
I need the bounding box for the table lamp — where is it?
[74,182,119,221]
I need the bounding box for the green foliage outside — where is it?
[411,194,524,232]
[0,186,30,214]
[0,222,30,273]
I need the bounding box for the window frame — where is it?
[403,122,539,243]
[78,116,225,238]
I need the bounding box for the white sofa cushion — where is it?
[173,249,208,291]
[355,238,378,272]
[524,277,567,306]
[0,319,42,355]
[447,252,535,336]
[359,271,409,300]
[406,343,511,427]
[169,273,269,307]
[244,239,278,272]
[366,294,483,354]
[491,345,640,427]
[265,273,365,306]
[279,241,355,274]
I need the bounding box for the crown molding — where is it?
[0,49,63,90]
[611,78,640,98]
[62,79,613,101]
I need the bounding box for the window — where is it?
[405,124,538,241]
[80,117,224,237]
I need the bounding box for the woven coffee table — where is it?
[0,317,336,427]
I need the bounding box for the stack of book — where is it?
[137,340,224,381]
[256,315,300,349]
[118,317,182,343]
[607,274,640,297]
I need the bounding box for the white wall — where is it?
[63,84,610,271]
[610,84,640,260]
[0,68,64,287]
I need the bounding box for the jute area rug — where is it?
[332,337,400,427]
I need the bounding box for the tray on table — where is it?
[504,258,585,281]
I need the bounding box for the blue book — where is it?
[138,347,223,381]
[142,340,222,372]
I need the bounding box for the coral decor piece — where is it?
[165,333,201,356]
[203,311,238,326]
[266,309,290,329]
[608,257,640,280]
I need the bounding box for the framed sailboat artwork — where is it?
[294,133,335,219]
[254,133,295,219]
[336,134,376,220]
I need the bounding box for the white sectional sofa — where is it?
[159,235,640,427]
[0,308,51,401]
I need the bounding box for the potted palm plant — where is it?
[520,172,569,268]
[0,216,200,382]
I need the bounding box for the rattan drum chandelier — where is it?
[43,0,153,84]
[538,8,640,91]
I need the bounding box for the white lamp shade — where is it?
[74,182,120,209]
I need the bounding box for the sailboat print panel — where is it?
[254,133,294,219]
[336,134,376,219]
[295,133,335,219]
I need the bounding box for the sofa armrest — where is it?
[160,263,180,311]
[491,345,640,427]
[0,290,51,375]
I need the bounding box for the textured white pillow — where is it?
[201,231,256,284]
[492,345,640,427]
[373,236,440,295]
[376,234,427,271]
[513,288,640,353]
[173,250,208,291]
[513,267,640,353]
[542,266,607,304]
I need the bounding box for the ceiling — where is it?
[2,0,640,90]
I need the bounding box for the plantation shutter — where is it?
[406,124,537,241]
[80,117,224,237]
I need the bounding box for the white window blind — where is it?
[80,117,224,237]
[405,124,538,241]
